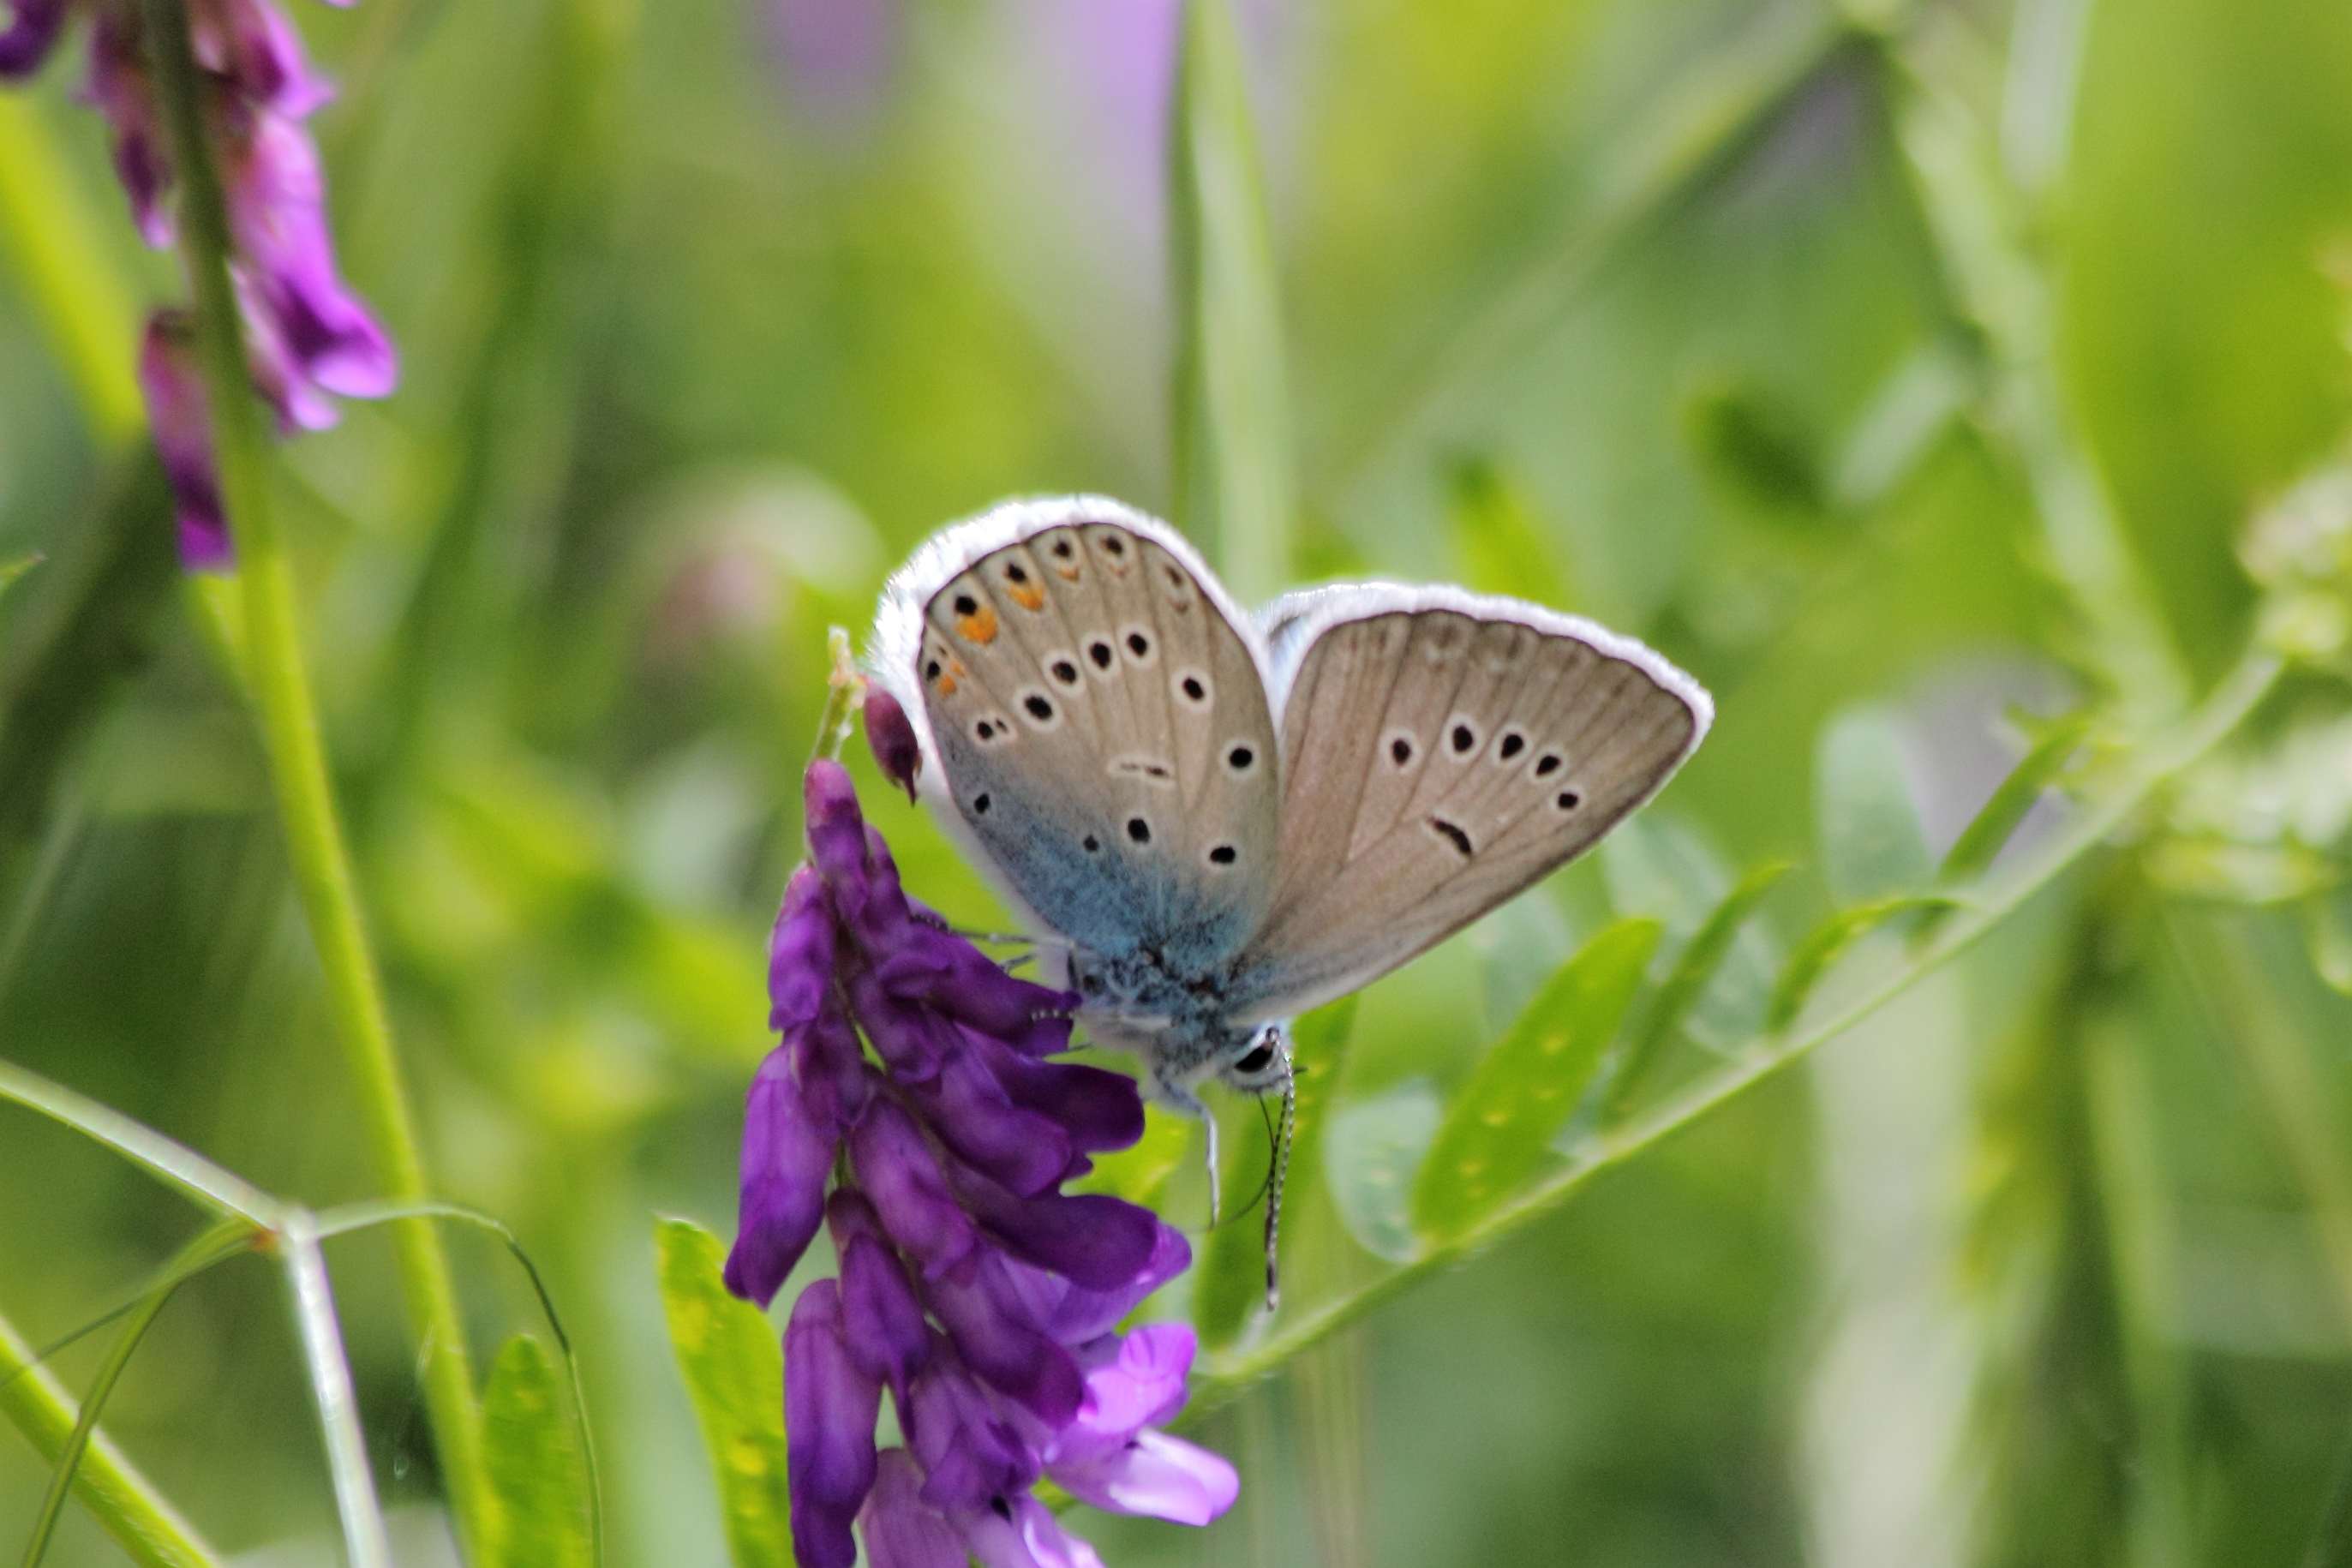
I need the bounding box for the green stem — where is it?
[277,1212,393,1568]
[137,1,493,1553]
[1191,649,2282,1412]
[0,1307,222,1568]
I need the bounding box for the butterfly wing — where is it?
[1228,583,1711,1020]
[870,497,1281,967]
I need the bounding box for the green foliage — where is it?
[482,1336,592,1568]
[1605,859,1790,1117]
[1411,919,1659,1243]
[1170,0,1293,605]
[653,1220,793,1568]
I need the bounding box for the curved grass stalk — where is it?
[1189,648,2283,1413]
[137,0,491,1549]
[0,1057,280,1224]
[18,1222,250,1568]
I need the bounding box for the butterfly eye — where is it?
[1233,1042,1276,1075]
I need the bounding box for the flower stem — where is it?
[136,0,493,1553]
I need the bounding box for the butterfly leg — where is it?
[1151,1069,1221,1228]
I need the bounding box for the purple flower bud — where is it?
[923,1247,1082,1424]
[192,0,331,116]
[219,111,396,399]
[805,759,874,892]
[88,14,172,247]
[768,866,838,1032]
[784,1279,882,1568]
[966,1031,1143,1158]
[865,686,924,803]
[903,1045,1073,1197]
[787,1010,874,1135]
[859,1449,965,1568]
[850,1098,977,1275]
[952,1168,1161,1291]
[846,969,953,1084]
[955,1492,1106,1568]
[0,0,69,77]
[829,1192,928,1396]
[137,313,233,572]
[722,1049,839,1307]
[903,1351,1037,1513]
[1002,1218,1190,1344]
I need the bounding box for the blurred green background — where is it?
[6,0,2352,1563]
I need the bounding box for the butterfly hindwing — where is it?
[1229,584,1711,1020]
[871,497,1281,967]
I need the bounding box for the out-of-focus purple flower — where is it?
[138,313,232,571]
[0,0,70,78]
[4,0,392,568]
[724,754,1235,1563]
[763,0,901,135]
[865,686,924,802]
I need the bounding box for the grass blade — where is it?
[1170,0,1293,601]
[1605,861,1792,1118]
[1410,920,1661,1245]
[1939,715,2092,884]
[654,1219,793,1568]
[1766,895,1964,1032]
[20,1222,249,1568]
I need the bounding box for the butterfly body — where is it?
[870,496,1710,1115]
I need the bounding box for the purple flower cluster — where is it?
[2,0,394,568]
[727,748,1236,1567]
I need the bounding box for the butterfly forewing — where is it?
[875,499,1281,967]
[1229,586,1710,1020]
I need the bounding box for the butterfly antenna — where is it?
[1265,1048,1296,1314]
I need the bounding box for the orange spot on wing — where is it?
[1055,566,1081,581]
[937,673,958,695]
[1009,584,1045,611]
[957,607,1000,644]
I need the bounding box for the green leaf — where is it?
[1445,457,1573,609]
[1600,816,1777,1045]
[1766,895,1962,1032]
[1815,704,1933,901]
[1411,919,1661,1244]
[1606,860,1792,1118]
[1194,997,1356,1348]
[1170,0,1293,603]
[654,1219,793,1568]
[1322,1078,1441,1265]
[482,1336,591,1568]
[1938,715,2092,883]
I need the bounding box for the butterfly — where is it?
[871,495,1711,1302]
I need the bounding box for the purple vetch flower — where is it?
[724,755,1236,1563]
[3,0,392,569]
[137,313,232,570]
